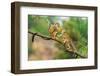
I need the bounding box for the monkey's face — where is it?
[52,23,60,30]
[54,23,60,27]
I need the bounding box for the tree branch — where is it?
[28,31,87,58]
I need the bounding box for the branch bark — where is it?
[28,31,87,58]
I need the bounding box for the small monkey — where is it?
[48,23,77,52]
[62,31,77,52]
[48,23,62,39]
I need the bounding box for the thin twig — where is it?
[28,31,87,58]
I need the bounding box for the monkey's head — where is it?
[51,22,60,30]
[54,22,60,27]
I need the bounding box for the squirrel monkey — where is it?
[62,32,77,52]
[48,22,76,52]
[48,23,62,39]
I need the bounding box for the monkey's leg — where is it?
[70,41,77,51]
[50,33,55,39]
[64,42,72,51]
[52,32,57,39]
[67,43,73,52]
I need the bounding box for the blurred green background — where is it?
[28,15,88,60]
